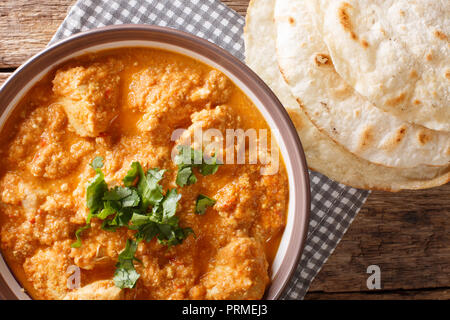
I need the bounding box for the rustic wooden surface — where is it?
[0,0,448,300]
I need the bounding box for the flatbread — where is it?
[274,0,450,168]
[307,0,450,132]
[244,0,449,191]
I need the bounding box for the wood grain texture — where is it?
[306,185,450,299]
[0,0,72,68]
[0,0,249,68]
[0,0,449,300]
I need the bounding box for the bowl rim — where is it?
[0,25,310,300]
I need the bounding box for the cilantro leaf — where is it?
[176,166,197,187]
[133,219,159,243]
[122,189,140,208]
[157,224,194,247]
[130,213,153,226]
[123,162,140,187]
[103,186,132,201]
[90,156,104,170]
[86,169,108,216]
[101,208,134,231]
[114,268,140,290]
[96,202,117,220]
[174,146,220,186]
[195,194,216,215]
[133,218,193,248]
[174,146,197,187]
[147,167,165,182]
[71,224,91,248]
[199,154,220,176]
[162,189,181,221]
[103,186,141,208]
[71,158,107,247]
[136,163,165,211]
[131,188,193,247]
[174,146,194,165]
[113,239,140,289]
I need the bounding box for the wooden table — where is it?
[0,0,448,300]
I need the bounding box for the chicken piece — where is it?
[253,174,288,241]
[30,138,94,179]
[52,59,123,137]
[138,236,199,300]
[26,104,93,178]
[130,66,202,135]
[64,280,124,300]
[0,170,79,261]
[4,104,92,179]
[4,162,86,264]
[6,106,52,165]
[176,104,241,160]
[127,64,201,113]
[0,208,39,261]
[0,172,45,207]
[213,173,257,231]
[188,70,232,104]
[202,237,269,300]
[129,66,232,136]
[187,104,240,134]
[23,240,72,299]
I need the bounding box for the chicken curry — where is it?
[0,48,288,300]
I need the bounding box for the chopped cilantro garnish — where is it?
[100,208,134,232]
[103,186,140,208]
[199,154,220,176]
[132,188,193,247]
[122,190,140,208]
[136,163,165,211]
[133,217,193,248]
[195,194,216,215]
[103,186,132,201]
[176,166,197,187]
[71,157,107,247]
[113,239,141,289]
[94,185,139,232]
[174,146,221,187]
[72,157,197,289]
[96,201,117,220]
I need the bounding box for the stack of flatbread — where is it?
[244,0,450,191]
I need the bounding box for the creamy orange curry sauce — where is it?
[0,48,288,300]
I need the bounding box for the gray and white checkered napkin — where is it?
[50,0,370,299]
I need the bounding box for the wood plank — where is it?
[0,0,250,69]
[306,184,450,295]
[223,0,250,15]
[0,0,73,68]
[0,73,11,86]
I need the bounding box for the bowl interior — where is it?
[0,27,310,300]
